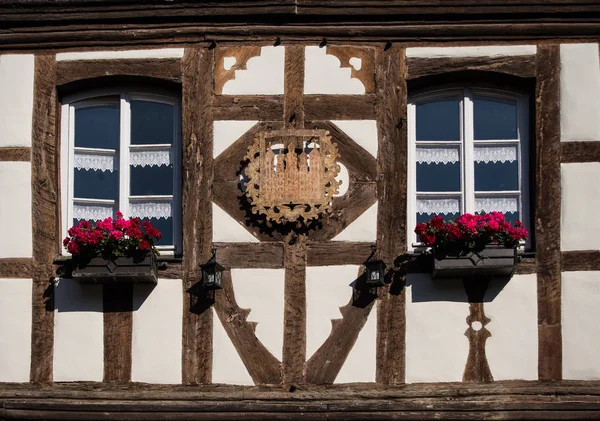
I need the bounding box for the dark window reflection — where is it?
[474,96,518,140]
[131,101,175,145]
[75,105,120,149]
[474,160,519,191]
[74,169,119,201]
[416,98,460,141]
[140,217,173,246]
[417,161,461,192]
[130,165,174,196]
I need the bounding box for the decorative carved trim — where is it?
[0,147,31,162]
[463,278,493,382]
[535,44,562,381]
[561,141,600,163]
[214,46,262,95]
[407,55,536,80]
[0,258,33,278]
[326,45,376,93]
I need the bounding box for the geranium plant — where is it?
[414,212,528,255]
[63,211,162,261]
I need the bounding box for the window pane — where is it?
[474,145,519,191]
[475,196,519,223]
[130,165,174,196]
[74,168,119,201]
[473,96,518,140]
[131,100,175,145]
[416,98,460,141]
[139,217,173,246]
[416,146,461,192]
[74,104,120,149]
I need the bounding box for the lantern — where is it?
[364,245,386,287]
[200,248,224,290]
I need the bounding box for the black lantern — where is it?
[200,248,224,290]
[364,245,386,287]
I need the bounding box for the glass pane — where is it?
[74,168,119,201]
[130,165,174,196]
[139,217,173,246]
[416,146,461,192]
[131,100,175,145]
[474,145,519,191]
[416,98,460,141]
[473,96,518,140]
[74,104,120,149]
[475,196,519,223]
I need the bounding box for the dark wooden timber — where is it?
[462,278,493,382]
[30,54,57,384]
[281,44,307,387]
[305,95,376,120]
[213,270,282,385]
[535,44,562,381]
[181,47,213,385]
[375,46,407,385]
[103,284,133,383]
[562,251,600,272]
[214,242,284,269]
[212,95,284,121]
[0,257,33,278]
[56,58,182,86]
[407,55,536,80]
[561,141,600,163]
[0,146,31,161]
[307,242,374,266]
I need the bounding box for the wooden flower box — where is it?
[72,254,158,285]
[432,244,517,279]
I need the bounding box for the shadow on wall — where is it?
[54,278,155,313]
[406,273,509,303]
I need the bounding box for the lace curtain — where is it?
[129,201,172,219]
[417,198,460,215]
[74,148,173,172]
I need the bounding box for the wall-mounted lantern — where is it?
[200,248,224,290]
[364,244,386,287]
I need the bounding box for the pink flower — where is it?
[116,210,123,219]
[109,230,123,241]
[67,242,80,255]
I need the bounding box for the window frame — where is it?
[60,87,182,256]
[407,85,530,251]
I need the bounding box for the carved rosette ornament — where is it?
[243,129,341,224]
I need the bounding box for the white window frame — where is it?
[60,88,182,256]
[407,85,530,251]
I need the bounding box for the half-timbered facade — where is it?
[1,1,600,419]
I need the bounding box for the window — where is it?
[60,90,181,254]
[407,86,530,247]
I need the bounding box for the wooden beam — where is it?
[30,54,58,384]
[407,55,536,80]
[0,258,33,278]
[214,242,284,269]
[212,95,284,121]
[562,251,600,272]
[0,147,31,162]
[102,284,133,382]
[535,44,562,381]
[307,242,373,266]
[375,45,407,385]
[305,95,376,120]
[181,47,214,385]
[561,141,600,163]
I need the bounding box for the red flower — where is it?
[116,210,123,218]
[67,241,80,255]
[109,230,123,241]
[139,240,151,251]
[63,237,70,247]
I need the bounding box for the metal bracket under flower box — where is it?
[432,245,517,279]
[72,254,158,284]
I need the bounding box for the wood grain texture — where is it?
[562,250,600,272]
[214,46,261,94]
[307,242,373,266]
[407,55,536,80]
[213,270,281,385]
[326,46,375,93]
[535,44,562,381]
[561,141,600,163]
[462,278,493,383]
[181,47,214,385]
[56,58,182,86]
[305,95,376,120]
[0,257,33,278]
[214,242,284,269]
[212,95,283,120]
[103,284,133,383]
[30,54,58,384]
[375,46,408,385]
[0,147,31,161]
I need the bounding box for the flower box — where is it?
[72,254,158,285]
[432,244,517,279]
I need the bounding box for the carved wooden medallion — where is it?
[243,129,341,224]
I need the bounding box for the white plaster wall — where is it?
[53,279,103,382]
[334,305,377,384]
[0,162,32,258]
[222,46,284,95]
[560,43,600,142]
[132,279,183,384]
[212,203,259,243]
[212,308,254,385]
[484,274,538,381]
[0,54,34,148]
[231,269,285,360]
[305,46,365,94]
[561,163,600,251]
[563,271,600,380]
[332,202,377,242]
[331,120,378,157]
[0,278,32,382]
[405,274,469,383]
[56,48,184,61]
[306,265,361,359]
[406,45,537,58]
[213,120,258,158]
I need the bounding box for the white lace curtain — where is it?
[416,146,517,165]
[74,148,173,172]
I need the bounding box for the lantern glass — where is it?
[365,260,386,287]
[201,261,224,289]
